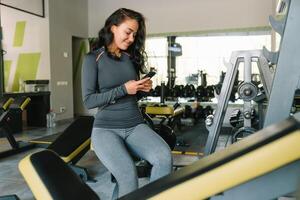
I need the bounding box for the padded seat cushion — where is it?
[47,116,94,157]
[19,150,99,200]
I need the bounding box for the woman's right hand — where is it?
[125,78,151,94]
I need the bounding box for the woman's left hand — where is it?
[140,79,152,92]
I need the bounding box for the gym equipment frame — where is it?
[204,0,300,155]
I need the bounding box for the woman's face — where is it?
[111,18,139,51]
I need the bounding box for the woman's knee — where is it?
[113,168,138,195]
[150,144,173,167]
[112,157,138,178]
[113,169,138,185]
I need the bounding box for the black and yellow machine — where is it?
[18,113,300,200]
[140,98,207,159]
[19,149,100,200]
[30,115,95,182]
[142,103,185,150]
[0,96,33,159]
[46,116,95,182]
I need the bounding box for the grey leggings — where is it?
[91,123,173,199]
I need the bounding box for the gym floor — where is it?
[0,119,229,200]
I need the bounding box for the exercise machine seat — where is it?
[19,150,100,200]
[47,116,94,163]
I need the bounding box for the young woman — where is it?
[82,8,173,199]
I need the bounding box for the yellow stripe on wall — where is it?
[4,60,12,87]
[12,53,41,91]
[13,21,26,47]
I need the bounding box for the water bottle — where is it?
[49,110,56,127]
[46,110,56,128]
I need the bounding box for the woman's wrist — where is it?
[121,84,128,95]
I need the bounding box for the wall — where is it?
[88,0,276,37]
[1,1,50,92]
[48,0,88,120]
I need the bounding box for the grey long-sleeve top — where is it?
[81,48,144,128]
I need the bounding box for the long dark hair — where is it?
[95,8,147,74]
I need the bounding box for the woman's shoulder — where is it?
[94,46,105,55]
[87,47,105,62]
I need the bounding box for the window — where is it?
[145,33,272,87]
[145,37,167,87]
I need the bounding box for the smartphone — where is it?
[142,71,156,79]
